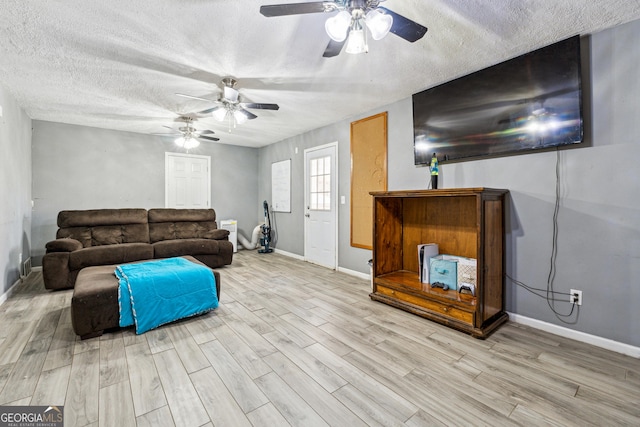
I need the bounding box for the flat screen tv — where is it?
[413,35,583,164]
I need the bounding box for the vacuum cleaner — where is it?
[258,200,273,253]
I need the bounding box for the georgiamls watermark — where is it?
[0,406,63,427]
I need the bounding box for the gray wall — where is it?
[31,120,259,265]
[259,20,640,346]
[258,99,413,274]
[0,84,32,292]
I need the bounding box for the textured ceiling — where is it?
[1,1,639,148]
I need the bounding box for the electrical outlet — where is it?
[570,289,583,306]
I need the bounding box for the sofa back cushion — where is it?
[56,209,150,247]
[148,208,221,243]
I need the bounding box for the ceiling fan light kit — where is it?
[345,26,368,54]
[325,10,351,41]
[365,8,393,40]
[153,116,219,149]
[211,107,228,122]
[260,1,427,57]
[234,109,249,125]
[177,78,279,133]
[324,7,391,53]
[174,135,200,149]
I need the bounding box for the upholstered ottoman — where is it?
[71,255,220,339]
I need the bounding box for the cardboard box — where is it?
[417,243,439,283]
[455,256,477,287]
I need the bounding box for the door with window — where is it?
[165,153,210,208]
[304,143,337,269]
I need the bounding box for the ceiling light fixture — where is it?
[345,18,367,54]
[211,107,227,122]
[209,78,257,132]
[365,9,393,40]
[325,7,393,54]
[212,105,249,132]
[153,116,219,148]
[325,10,351,42]
[174,135,200,149]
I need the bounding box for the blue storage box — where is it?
[429,255,458,290]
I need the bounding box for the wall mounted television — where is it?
[413,35,583,164]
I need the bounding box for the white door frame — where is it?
[165,152,211,208]
[303,142,338,269]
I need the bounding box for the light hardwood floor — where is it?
[0,251,638,426]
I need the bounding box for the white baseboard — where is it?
[273,248,304,261]
[508,312,640,358]
[274,249,370,280]
[337,266,370,281]
[0,278,21,307]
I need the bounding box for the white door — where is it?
[165,153,211,208]
[304,143,338,269]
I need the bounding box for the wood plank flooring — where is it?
[0,251,638,426]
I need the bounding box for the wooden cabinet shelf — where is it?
[369,188,509,338]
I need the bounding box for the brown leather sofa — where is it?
[43,208,233,290]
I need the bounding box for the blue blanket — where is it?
[116,257,218,334]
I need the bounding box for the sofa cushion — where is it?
[91,226,124,245]
[149,221,228,243]
[58,208,148,227]
[148,208,216,223]
[152,239,222,259]
[56,209,151,248]
[57,227,92,247]
[69,243,154,271]
[58,224,151,247]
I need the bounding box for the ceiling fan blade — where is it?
[161,126,181,133]
[240,103,280,110]
[260,2,334,17]
[378,6,428,42]
[198,135,220,142]
[197,129,215,135]
[176,93,216,103]
[323,38,346,57]
[199,106,224,115]
[241,109,259,120]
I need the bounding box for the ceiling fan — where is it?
[153,116,219,149]
[177,78,279,131]
[259,0,428,57]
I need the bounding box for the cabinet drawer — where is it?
[376,285,474,326]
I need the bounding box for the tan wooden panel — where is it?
[351,112,387,249]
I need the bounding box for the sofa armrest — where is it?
[202,229,229,240]
[46,238,83,253]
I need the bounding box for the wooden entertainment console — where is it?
[369,188,509,338]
